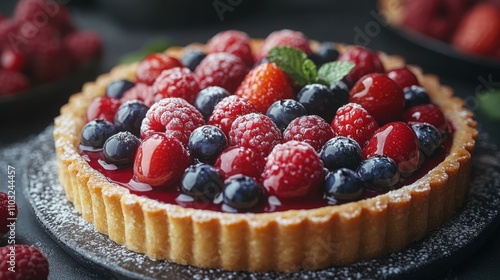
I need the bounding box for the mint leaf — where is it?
[268,46,317,86]
[317,61,355,86]
[479,90,500,121]
[120,40,174,64]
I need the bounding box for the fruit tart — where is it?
[53,29,477,272]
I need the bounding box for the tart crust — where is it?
[53,40,477,272]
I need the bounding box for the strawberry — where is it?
[403,104,448,134]
[136,53,183,85]
[349,73,405,125]
[262,141,324,199]
[363,122,420,174]
[64,32,102,68]
[331,103,379,148]
[0,192,17,236]
[257,29,312,61]
[386,67,419,89]
[338,47,384,86]
[283,115,336,152]
[152,67,200,104]
[207,95,257,136]
[85,96,122,123]
[0,70,30,95]
[214,146,266,180]
[120,83,155,107]
[194,52,249,93]
[235,62,294,113]
[0,245,49,280]
[207,30,254,67]
[133,133,190,188]
[452,3,500,56]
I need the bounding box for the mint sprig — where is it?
[268,46,354,87]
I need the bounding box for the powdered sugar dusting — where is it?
[22,126,500,279]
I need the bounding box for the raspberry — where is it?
[207,30,255,67]
[120,83,155,107]
[0,192,17,236]
[26,39,72,83]
[14,0,74,35]
[152,67,200,104]
[0,245,49,280]
[0,20,20,47]
[403,104,448,134]
[85,96,122,123]
[141,97,205,145]
[262,141,324,199]
[63,31,102,68]
[283,115,336,152]
[214,146,266,180]
[0,70,30,95]
[257,29,312,61]
[338,47,385,85]
[332,103,379,148]
[228,113,283,158]
[235,62,294,113]
[136,53,183,85]
[207,95,257,136]
[194,52,249,93]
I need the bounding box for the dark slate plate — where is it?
[25,126,500,280]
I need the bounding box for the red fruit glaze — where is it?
[403,104,448,133]
[283,115,336,152]
[85,96,121,123]
[235,62,294,113]
[214,146,265,180]
[195,52,249,93]
[0,192,18,236]
[1,48,25,72]
[0,245,49,280]
[0,70,30,95]
[363,122,420,174]
[387,67,419,89]
[133,133,190,188]
[262,141,324,199]
[332,103,379,148]
[120,83,155,107]
[207,95,257,136]
[207,30,255,67]
[338,47,384,85]
[349,73,405,125]
[257,29,312,61]
[152,67,200,104]
[136,53,183,85]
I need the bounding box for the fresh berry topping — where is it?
[80,119,117,149]
[188,125,228,164]
[223,175,265,211]
[404,85,430,109]
[258,29,312,61]
[207,95,257,136]
[103,131,140,166]
[214,146,266,180]
[329,79,350,105]
[114,100,149,137]
[228,113,282,157]
[136,53,183,85]
[403,104,448,134]
[409,122,442,157]
[324,168,364,202]
[363,122,420,174]
[152,67,200,104]
[106,79,135,99]
[262,141,324,199]
[296,83,340,123]
[266,99,307,132]
[0,70,30,95]
[181,50,206,72]
[120,83,155,107]
[181,163,224,200]
[320,136,362,171]
[235,62,294,113]
[331,103,379,148]
[338,47,384,85]
[141,97,205,145]
[0,192,17,236]
[133,133,190,187]
[86,97,122,123]
[0,245,49,280]
[63,31,102,68]
[349,73,405,125]
[357,156,400,189]
[387,67,419,89]
[283,115,335,152]
[207,30,255,67]
[1,48,25,72]
[194,86,231,121]
[195,52,248,93]
[309,42,339,67]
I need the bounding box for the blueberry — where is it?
[106,79,135,99]
[194,86,231,120]
[309,42,339,67]
[266,99,307,132]
[80,119,118,148]
[103,131,141,166]
[181,163,224,200]
[324,168,364,202]
[223,175,264,210]
[357,156,400,189]
[114,100,149,137]
[181,50,206,72]
[410,122,442,157]
[320,136,362,171]
[188,125,228,164]
[330,79,350,106]
[297,83,338,123]
[404,85,430,109]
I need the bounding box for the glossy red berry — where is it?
[85,96,122,123]
[387,67,420,89]
[214,146,266,180]
[338,47,385,85]
[136,53,183,85]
